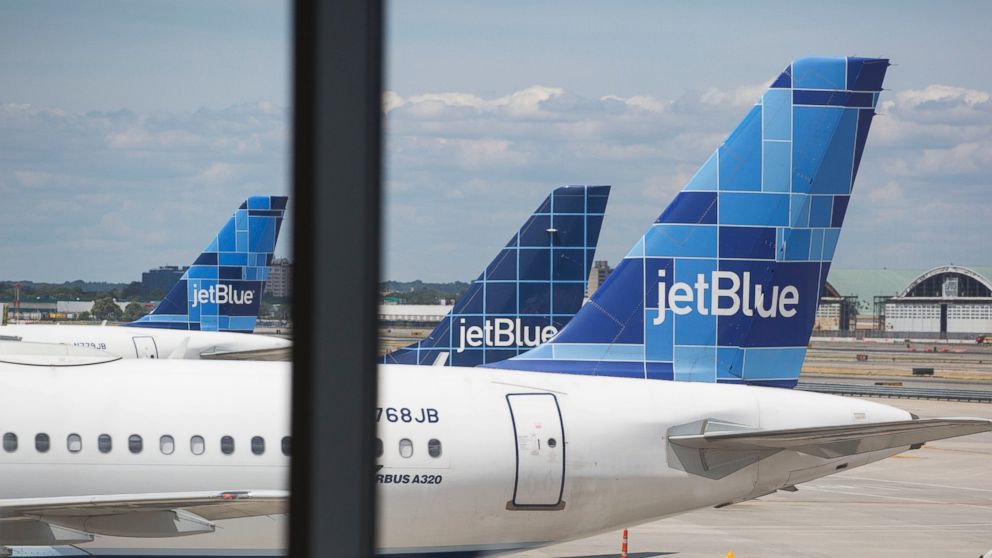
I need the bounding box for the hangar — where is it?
[880,265,992,336]
[814,281,859,332]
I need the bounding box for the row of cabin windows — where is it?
[375,437,442,459]
[2,432,290,457]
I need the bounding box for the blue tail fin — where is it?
[126,195,289,333]
[489,57,889,387]
[383,185,611,366]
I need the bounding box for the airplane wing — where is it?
[0,490,287,545]
[667,417,992,480]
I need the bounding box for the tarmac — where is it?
[508,397,992,558]
[803,338,992,381]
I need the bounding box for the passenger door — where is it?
[506,393,565,509]
[132,336,159,359]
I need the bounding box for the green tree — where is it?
[122,281,143,301]
[259,301,275,319]
[78,311,91,321]
[91,296,123,321]
[123,301,149,322]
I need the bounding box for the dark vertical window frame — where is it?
[290,0,382,556]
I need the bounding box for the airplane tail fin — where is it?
[489,57,889,387]
[126,195,289,333]
[383,185,610,366]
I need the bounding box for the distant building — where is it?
[880,266,992,337]
[378,303,453,355]
[266,258,292,298]
[587,260,613,297]
[814,281,858,332]
[141,266,188,299]
[7,301,56,321]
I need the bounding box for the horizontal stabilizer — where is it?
[670,417,992,459]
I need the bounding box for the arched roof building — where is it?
[883,266,992,336]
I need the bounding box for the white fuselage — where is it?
[0,324,290,360]
[0,362,911,556]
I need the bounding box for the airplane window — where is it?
[35,433,50,453]
[67,434,82,453]
[281,436,291,456]
[251,436,265,455]
[376,438,383,457]
[2,433,16,452]
[399,438,413,458]
[221,435,235,455]
[98,434,112,453]
[191,435,205,455]
[428,438,442,458]
[547,438,557,448]
[129,435,143,454]
[160,435,175,455]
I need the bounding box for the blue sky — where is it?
[1,1,990,282]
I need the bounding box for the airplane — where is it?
[2,57,990,558]
[0,358,989,556]
[487,57,892,388]
[383,185,611,367]
[0,196,292,360]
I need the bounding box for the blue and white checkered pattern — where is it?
[126,195,288,333]
[489,57,889,388]
[384,185,610,367]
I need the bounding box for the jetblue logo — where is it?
[456,318,557,353]
[652,270,798,325]
[190,283,255,308]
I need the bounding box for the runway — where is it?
[508,397,992,558]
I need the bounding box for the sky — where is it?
[1,1,991,283]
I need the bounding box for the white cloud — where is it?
[601,94,668,113]
[384,82,992,280]
[13,170,53,188]
[4,78,990,282]
[699,81,771,108]
[386,86,566,119]
[0,100,289,281]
